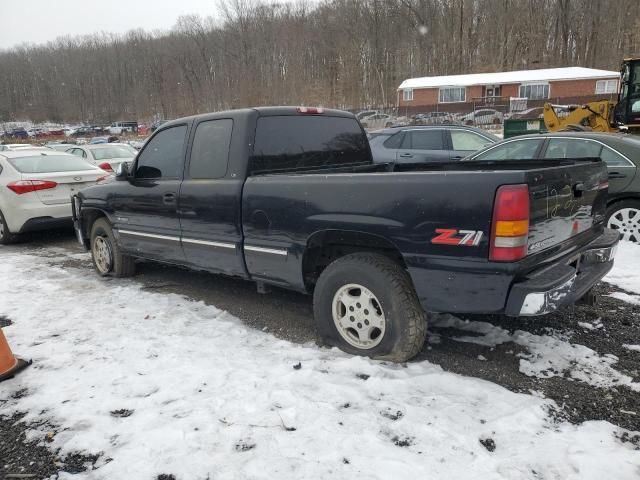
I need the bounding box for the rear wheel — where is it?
[0,210,17,245]
[606,200,640,243]
[90,218,135,277]
[313,252,427,362]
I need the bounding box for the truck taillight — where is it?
[296,107,324,114]
[489,184,530,262]
[7,180,58,195]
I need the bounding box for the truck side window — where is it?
[136,125,187,179]
[189,119,233,179]
[251,116,369,174]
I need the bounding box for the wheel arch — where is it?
[80,207,109,243]
[302,229,406,292]
[607,193,640,207]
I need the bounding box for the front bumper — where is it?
[504,229,619,316]
[71,195,86,248]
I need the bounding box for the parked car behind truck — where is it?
[72,107,618,362]
[465,132,640,243]
[368,125,498,163]
[0,150,104,244]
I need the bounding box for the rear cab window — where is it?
[250,115,369,174]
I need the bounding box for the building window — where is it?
[518,83,549,100]
[439,87,466,103]
[402,89,413,101]
[485,85,502,97]
[595,79,618,94]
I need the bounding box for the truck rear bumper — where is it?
[504,230,618,316]
[408,228,619,316]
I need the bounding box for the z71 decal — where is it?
[431,228,484,246]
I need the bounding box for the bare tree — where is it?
[0,0,634,124]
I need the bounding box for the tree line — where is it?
[0,0,638,124]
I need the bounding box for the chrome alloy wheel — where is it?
[607,207,640,243]
[332,283,386,349]
[93,236,113,274]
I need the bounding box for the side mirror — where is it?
[115,162,130,181]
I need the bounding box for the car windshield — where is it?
[91,145,137,160]
[8,154,97,173]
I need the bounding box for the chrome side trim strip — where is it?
[119,229,180,242]
[182,238,236,249]
[118,229,284,256]
[244,245,288,256]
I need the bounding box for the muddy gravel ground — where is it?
[1,230,639,478]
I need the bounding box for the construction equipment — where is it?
[543,58,640,134]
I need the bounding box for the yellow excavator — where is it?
[543,57,640,134]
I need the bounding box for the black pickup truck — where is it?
[72,107,619,362]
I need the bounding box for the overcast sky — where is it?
[0,0,222,50]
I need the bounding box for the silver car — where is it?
[66,143,137,172]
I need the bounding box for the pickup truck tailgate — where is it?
[525,160,607,256]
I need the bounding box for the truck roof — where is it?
[161,106,356,130]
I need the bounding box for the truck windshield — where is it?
[251,115,370,174]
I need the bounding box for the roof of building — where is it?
[399,67,619,90]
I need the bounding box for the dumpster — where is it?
[503,118,547,138]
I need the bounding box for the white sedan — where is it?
[0,150,104,244]
[0,144,50,152]
[66,143,137,172]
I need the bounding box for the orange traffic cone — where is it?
[0,328,30,382]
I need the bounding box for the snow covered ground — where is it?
[0,244,639,479]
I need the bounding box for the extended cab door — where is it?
[178,118,248,276]
[112,124,188,262]
[395,129,449,163]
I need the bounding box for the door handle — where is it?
[451,155,463,160]
[399,153,413,158]
[163,193,176,204]
[608,172,627,179]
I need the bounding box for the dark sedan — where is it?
[466,132,640,243]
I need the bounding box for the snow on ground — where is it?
[431,314,639,391]
[0,250,639,479]
[609,291,640,305]
[603,241,640,295]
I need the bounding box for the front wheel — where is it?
[90,218,136,277]
[606,200,640,243]
[313,252,427,362]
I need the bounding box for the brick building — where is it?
[397,67,619,116]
